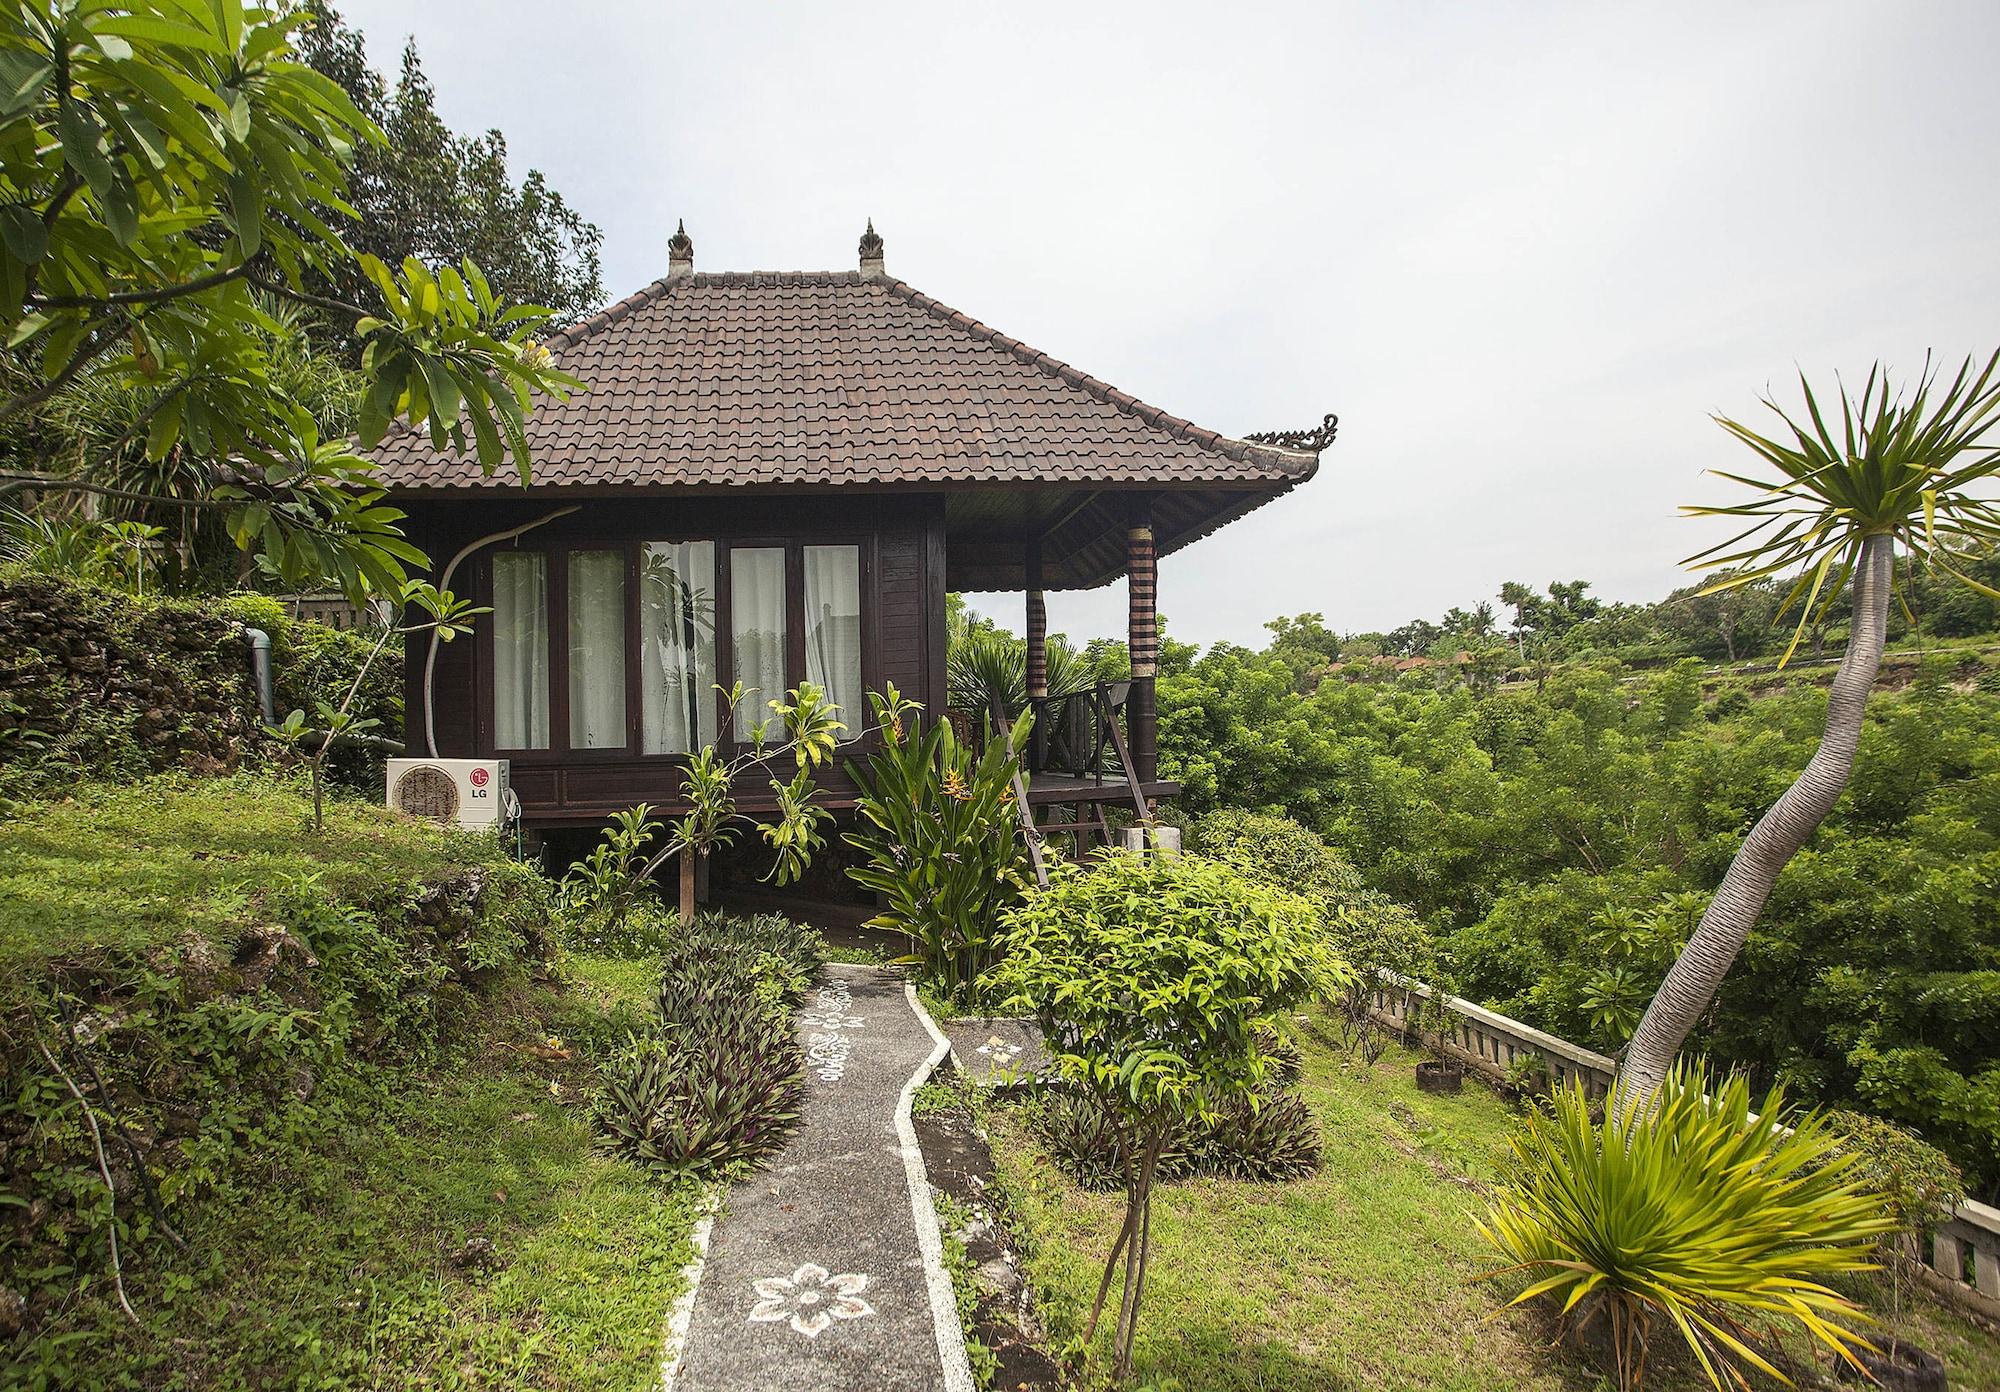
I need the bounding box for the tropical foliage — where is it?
[945,592,1105,716]
[0,0,577,599]
[1187,809,1440,1060]
[1478,1063,1892,1391]
[996,850,1349,1383]
[845,685,1033,1005]
[591,910,822,1175]
[1151,623,2000,1196]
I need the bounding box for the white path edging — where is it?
[902,983,979,1392]
[658,1185,723,1392]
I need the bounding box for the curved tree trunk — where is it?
[1619,533,1893,1099]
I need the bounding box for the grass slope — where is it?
[18,971,703,1391]
[3,776,701,1389]
[0,773,516,994]
[991,1022,2000,1392]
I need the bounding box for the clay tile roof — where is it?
[366,270,1322,493]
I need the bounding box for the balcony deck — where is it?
[1022,772,1179,805]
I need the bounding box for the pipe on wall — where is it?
[423,505,581,758]
[242,627,276,726]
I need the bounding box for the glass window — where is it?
[567,550,627,749]
[730,547,787,741]
[640,541,717,753]
[804,545,862,736]
[492,551,549,749]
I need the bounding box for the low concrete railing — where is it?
[1367,973,1618,1099]
[1930,1199,2000,1316]
[1367,972,2000,1318]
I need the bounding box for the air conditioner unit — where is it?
[386,757,512,830]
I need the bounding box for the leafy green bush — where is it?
[1477,1063,1893,1392]
[1191,810,1438,1060]
[1822,1108,1964,1317]
[556,804,664,939]
[1189,808,1369,901]
[845,693,1031,1006]
[996,850,1349,1381]
[591,911,823,1176]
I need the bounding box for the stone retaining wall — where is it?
[0,573,399,799]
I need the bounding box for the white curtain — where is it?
[641,541,717,753]
[804,545,862,736]
[492,551,549,749]
[731,547,787,740]
[567,550,627,749]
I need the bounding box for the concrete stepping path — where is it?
[663,964,973,1392]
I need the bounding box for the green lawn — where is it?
[988,1022,2000,1392]
[0,772,520,995]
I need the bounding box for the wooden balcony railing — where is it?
[1025,680,1131,782]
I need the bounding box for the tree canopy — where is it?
[0,0,578,598]
[294,1,603,343]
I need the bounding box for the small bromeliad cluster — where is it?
[1032,1028,1318,1188]
[592,911,825,1175]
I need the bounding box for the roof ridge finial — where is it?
[858,218,885,278]
[667,219,694,279]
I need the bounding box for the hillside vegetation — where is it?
[0,775,700,1390]
[1154,635,2000,1197]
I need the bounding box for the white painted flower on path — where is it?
[748,1263,874,1338]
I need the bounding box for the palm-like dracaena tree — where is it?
[1620,350,2000,1098]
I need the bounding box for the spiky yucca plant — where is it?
[1478,1063,1893,1391]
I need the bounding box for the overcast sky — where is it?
[338,0,2000,650]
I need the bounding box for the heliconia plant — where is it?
[843,684,1033,1006]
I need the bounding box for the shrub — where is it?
[1189,809,1368,901]
[555,804,664,941]
[845,695,1031,1006]
[1822,1108,1964,1317]
[1191,809,1437,1061]
[997,850,1349,1382]
[1477,1063,1893,1392]
[591,911,823,1177]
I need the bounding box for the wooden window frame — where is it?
[475,532,878,765]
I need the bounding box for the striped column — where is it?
[1126,523,1157,678]
[1126,508,1157,786]
[1025,541,1048,699]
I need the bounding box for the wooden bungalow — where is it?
[369,223,1330,897]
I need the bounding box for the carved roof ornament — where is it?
[1246,412,1339,453]
[667,219,694,278]
[858,219,885,277]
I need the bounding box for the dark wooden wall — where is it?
[397,491,947,825]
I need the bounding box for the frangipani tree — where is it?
[0,0,578,598]
[1621,351,2000,1097]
